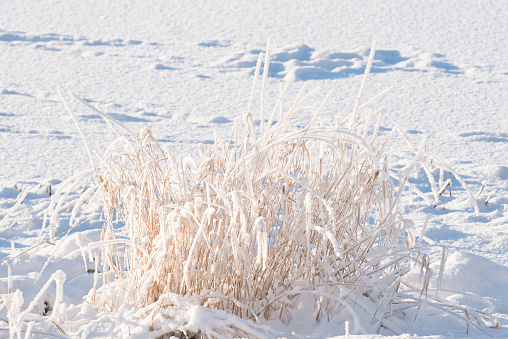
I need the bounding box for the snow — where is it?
[1,0,508,337]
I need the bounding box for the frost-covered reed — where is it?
[58,42,488,336]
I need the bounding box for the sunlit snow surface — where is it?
[1,0,507,337]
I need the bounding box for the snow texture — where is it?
[1,0,508,338]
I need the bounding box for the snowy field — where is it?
[1,1,507,338]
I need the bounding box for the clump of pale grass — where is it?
[56,41,494,336]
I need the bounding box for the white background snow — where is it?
[0,0,507,337]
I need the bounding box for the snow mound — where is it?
[441,251,508,313]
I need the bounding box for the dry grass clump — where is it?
[61,42,486,335]
[98,116,405,319]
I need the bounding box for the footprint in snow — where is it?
[1,89,32,97]
[0,29,149,52]
[151,63,178,71]
[459,131,508,143]
[220,44,463,80]
[197,40,231,48]
[79,113,150,123]
[207,116,232,124]
[47,131,72,140]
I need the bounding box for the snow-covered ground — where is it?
[1,1,507,337]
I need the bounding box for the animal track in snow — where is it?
[150,63,178,71]
[197,40,231,48]
[79,112,150,123]
[1,89,32,97]
[0,29,152,51]
[220,44,462,80]
[459,131,508,143]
